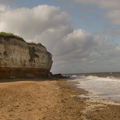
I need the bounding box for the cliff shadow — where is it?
[0,78,57,83]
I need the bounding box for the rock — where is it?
[47,72,53,78]
[52,73,70,79]
[53,73,62,78]
[26,74,35,79]
[8,76,15,79]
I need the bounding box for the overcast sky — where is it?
[0,0,120,73]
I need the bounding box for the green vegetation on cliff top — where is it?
[0,32,24,41]
[0,32,45,48]
[27,42,45,48]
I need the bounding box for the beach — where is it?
[0,78,120,120]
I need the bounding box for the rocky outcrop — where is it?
[47,72,70,79]
[0,35,52,78]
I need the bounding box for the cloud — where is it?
[52,29,114,73]
[104,9,120,25]
[73,0,120,26]
[0,5,73,53]
[74,0,120,9]
[0,4,119,73]
[54,29,112,57]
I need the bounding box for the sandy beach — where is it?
[0,79,120,120]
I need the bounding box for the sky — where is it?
[0,0,120,73]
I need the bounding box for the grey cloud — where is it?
[54,29,112,58]
[104,9,120,25]
[51,29,114,73]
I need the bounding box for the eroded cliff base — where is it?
[0,67,50,79]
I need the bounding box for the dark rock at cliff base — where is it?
[8,76,16,79]
[51,73,70,79]
[47,72,53,78]
[26,74,35,79]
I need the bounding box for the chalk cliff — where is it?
[0,34,52,78]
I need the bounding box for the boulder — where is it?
[52,73,70,79]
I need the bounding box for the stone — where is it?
[8,76,15,79]
[47,72,53,78]
[26,74,35,79]
[52,73,70,79]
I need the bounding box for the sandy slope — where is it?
[0,79,120,120]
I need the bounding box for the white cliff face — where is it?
[0,37,52,69]
[28,44,52,69]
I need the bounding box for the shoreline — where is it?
[66,79,120,120]
[0,78,120,120]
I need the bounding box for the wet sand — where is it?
[0,78,120,120]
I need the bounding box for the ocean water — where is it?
[66,74,120,103]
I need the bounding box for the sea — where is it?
[63,72,120,103]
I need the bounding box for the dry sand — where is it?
[0,78,120,120]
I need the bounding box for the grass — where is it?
[0,32,45,48]
[27,42,45,48]
[0,32,24,41]
[27,42,36,45]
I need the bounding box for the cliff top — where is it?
[27,42,45,48]
[0,32,45,48]
[0,32,24,41]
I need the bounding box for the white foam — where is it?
[68,75,120,103]
[71,75,78,77]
